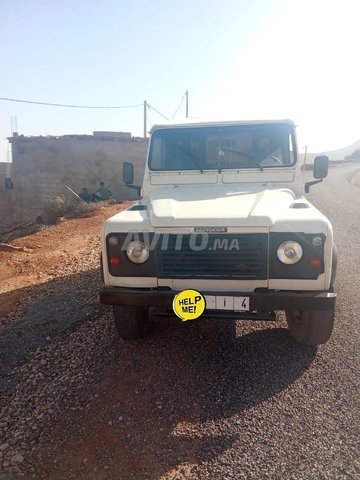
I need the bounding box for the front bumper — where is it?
[100,286,336,311]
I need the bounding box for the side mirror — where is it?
[123,161,134,185]
[304,155,329,193]
[122,161,141,197]
[313,155,329,179]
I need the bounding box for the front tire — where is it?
[285,309,335,345]
[113,305,149,340]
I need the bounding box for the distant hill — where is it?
[300,139,360,164]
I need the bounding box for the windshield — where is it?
[149,124,296,171]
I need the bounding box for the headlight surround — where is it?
[126,241,149,264]
[277,241,303,265]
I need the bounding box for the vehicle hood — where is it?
[147,185,296,228]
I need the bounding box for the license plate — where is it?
[205,295,250,312]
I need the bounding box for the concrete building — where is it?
[1,132,148,231]
[0,162,15,232]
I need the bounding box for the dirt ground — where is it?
[0,202,138,477]
[0,203,126,322]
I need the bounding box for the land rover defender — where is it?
[100,119,337,345]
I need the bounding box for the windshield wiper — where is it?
[220,148,263,171]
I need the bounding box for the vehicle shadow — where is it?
[147,314,316,419]
[36,307,317,480]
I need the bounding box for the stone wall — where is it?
[0,162,15,231]
[6,133,148,228]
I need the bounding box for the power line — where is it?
[171,92,186,120]
[0,96,143,109]
[1,91,189,140]
[147,103,169,120]
[0,93,188,119]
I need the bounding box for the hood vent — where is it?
[290,202,309,209]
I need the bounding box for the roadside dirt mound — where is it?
[0,202,131,322]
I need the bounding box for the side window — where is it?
[150,136,162,169]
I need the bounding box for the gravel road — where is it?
[0,166,359,479]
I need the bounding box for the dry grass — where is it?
[43,197,100,225]
[43,196,67,225]
[66,201,99,219]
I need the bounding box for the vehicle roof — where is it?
[149,117,296,133]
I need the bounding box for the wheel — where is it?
[285,309,335,345]
[112,305,149,340]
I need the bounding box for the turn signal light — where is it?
[110,256,121,265]
[310,257,321,268]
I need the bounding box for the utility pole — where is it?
[185,90,189,118]
[143,100,147,138]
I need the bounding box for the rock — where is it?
[107,420,113,426]
[46,336,52,342]
[0,443,9,451]
[11,453,24,464]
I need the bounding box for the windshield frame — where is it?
[148,123,297,172]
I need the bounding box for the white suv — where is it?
[100,119,337,345]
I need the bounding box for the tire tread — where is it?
[285,309,335,345]
[113,305,148,340]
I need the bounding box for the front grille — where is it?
[156,233,268,279]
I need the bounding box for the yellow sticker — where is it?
[172,289,206,322]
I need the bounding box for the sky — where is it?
[1,0,360,163]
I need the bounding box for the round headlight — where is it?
[108,236,119,246]
[277,241,303,265]
[126,241,149,264]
